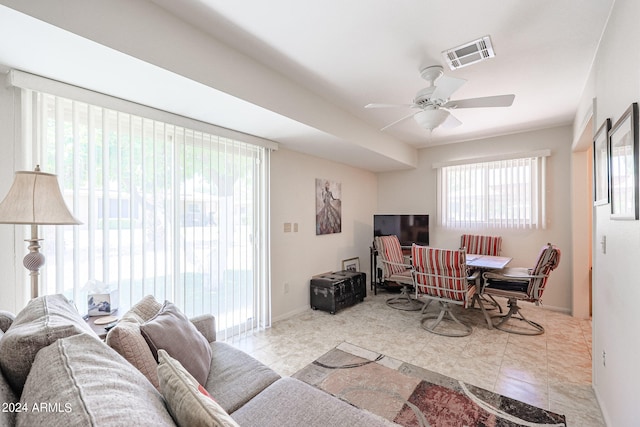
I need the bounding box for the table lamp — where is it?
[0,166,82,299]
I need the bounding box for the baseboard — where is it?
[519,300,571,315]
[593,385,611,426]
[272,305,310,323]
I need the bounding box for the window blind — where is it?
[13,76,271,338]
[436,152,548,229]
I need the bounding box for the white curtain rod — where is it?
[432,149,551,169]
[7,69,278,151]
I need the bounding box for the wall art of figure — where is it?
[315,178,341,235]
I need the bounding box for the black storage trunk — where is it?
[310,270,366,314]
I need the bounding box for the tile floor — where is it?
[227,291,605,426]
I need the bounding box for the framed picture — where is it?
[609,103,639,220]
[593,118,611,206]
[315,178,342,235]
[341,257,360,272]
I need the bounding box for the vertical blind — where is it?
[436,152,548,229]
[18,85,271,339]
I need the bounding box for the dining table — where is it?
[466,254,512,270]
[466,253,512,323]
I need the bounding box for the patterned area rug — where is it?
[293,343,566,427]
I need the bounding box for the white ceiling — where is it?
[0,1,615,172]
[149,0,613,147]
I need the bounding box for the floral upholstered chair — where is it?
[374,235,423,311]
[481,243,561,335]
[411,245,479,337]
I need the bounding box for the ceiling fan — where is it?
[365,65,515,132]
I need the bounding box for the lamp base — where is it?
[24,225,45,299]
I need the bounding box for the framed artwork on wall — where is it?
[593,118,611,206]
[341,257,360,272]
[609,102,639,220]
[315,178,342,235]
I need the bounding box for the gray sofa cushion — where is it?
[231,377,395,427]
[0,367,17,427]
[0,294,97,393]
[0,310,15,332]
[205,341,281,413]
[16,333,176,427]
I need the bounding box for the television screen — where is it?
[373,214,429,247]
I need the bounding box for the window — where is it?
[12,71,273,339]
[436,151,549,229]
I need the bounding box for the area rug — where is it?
[293,342,566,427]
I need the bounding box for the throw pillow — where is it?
[0,294,97,394]
[0,310,15,333]
[127,294,164,322]
[140,301,212,385]
[105,295,163,389]
[157,349,239,427]
[18,333,176,427]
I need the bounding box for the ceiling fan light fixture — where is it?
[442,35,495,70]
[414,109,449,131]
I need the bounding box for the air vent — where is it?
[442,36,495,70]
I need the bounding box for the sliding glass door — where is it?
[19,87,271,338]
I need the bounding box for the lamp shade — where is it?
[0,169,81,225]
[413,109,450,131]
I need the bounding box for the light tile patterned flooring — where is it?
[227,291,605,426]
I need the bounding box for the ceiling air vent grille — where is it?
[442,35,495,70]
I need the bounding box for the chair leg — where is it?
[420,301,472,337]
[491,298,544,335]
[475,296,494,330]
[471,293,503,313]
[386,285,424,311]
[484,294,503,313]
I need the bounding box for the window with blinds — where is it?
[18,85,271,339]
[437,153,548,229]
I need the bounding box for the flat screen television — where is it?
[373,214,429,247]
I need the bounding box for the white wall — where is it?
[577,0,640,424]
[377,125,574,312]
[270,148,377,321]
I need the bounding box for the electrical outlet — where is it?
[284,282,290,294]
[602,350,606,367]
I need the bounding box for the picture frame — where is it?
[609,102,639,220]
[341,257,360,272]
[316,178,342,235]
[593,118,611,206]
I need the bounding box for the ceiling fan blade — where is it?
[380,111,419,131]
[365,103,414,109]
[441,112,462,129]
[431,75,466,101]
[444,94,515,109]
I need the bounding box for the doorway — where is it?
[571,116,594,318]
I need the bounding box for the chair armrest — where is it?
[190,314,216,343]
[378,259,413,270]
[467,270,481,281]
[482,268,546,282]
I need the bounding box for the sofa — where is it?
[0,294,395,427]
